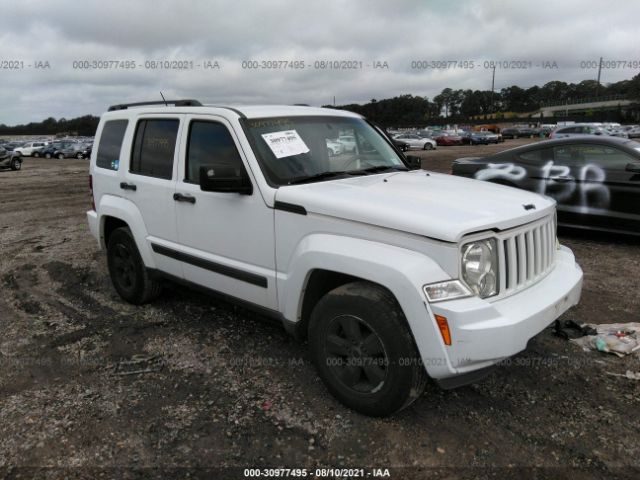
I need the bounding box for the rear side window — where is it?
[130,119,179,179]
[96,120,128,170]
[185,121,243,183]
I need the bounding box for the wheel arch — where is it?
[279,234,455,377]
[98,195,155,268]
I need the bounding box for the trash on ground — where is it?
[554,320,598,340]
[568,322,640,357]
[606,370,640,380]
[113,354,164,376]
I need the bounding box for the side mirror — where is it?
[405,155,422,170]
[625,162,640,174]
[199,165,253,194]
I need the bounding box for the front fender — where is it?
[98,195,155,268]
[279,233,456,377]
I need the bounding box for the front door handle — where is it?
[120,182,137,191]
[173,193,196,204]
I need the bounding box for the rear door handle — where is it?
[120,182,137,191]
[173,193,196,204]
[550,175,572,182]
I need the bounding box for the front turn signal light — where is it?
[434,314,452,346]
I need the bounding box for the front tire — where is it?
[107,227,162,305]
[57,153,65,159]
[423,142,434,150]
[10,158,21,171]
[309,281,427,416]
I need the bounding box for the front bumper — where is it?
[429,245,582,379]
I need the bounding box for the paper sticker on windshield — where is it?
[261,130,310,158]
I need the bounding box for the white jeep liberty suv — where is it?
[87,99,583,416]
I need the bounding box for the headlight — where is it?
[461,239,498,298]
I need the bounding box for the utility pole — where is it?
[596,56,603,98]
[490,64,496,116]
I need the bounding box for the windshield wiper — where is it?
[288,170,365,185]
[287,165,406,185]
[357,165,408,174]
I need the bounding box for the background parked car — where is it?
[337,134,356,152]
[620,125,640,138]
[393,133,436,150]
[38,142,69,159]
[434,132,462,146]
[501,128,521,139]
[391,138,410,152]
[461,131,500,145]
[77,143,93,159]
[13,141,48,157]
[2,141,25,152]
[325,139,343,157]
[451,136,640,235]
[0,147,22,171]
[55,143,85,159]
[550,124,612,139]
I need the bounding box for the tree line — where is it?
[1,74,639,134]
[0,115,99,136]
[326,74,640,125]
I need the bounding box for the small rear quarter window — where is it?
[96,120,128,170]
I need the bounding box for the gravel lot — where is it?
[1,139,639,479]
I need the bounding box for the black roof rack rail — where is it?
[206,105,247,119]
[108,99,202,111]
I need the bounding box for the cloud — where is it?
[1,0,638,124]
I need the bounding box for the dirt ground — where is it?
[1,139,639,479]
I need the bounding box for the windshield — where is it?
[243,116,406,186]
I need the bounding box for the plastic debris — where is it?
[606,370,640,380]
[570,322,640,357]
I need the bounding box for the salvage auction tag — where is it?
[261,130,310,158]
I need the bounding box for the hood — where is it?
[275,171,555,243]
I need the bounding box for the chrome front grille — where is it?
[498,215,556,297]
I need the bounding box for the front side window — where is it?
[130,119,179,179]
[96,119,128,171]
[185,121,244,183]
[243,116,406,186]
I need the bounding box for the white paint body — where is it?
[87,105,583,382]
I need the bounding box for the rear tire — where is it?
[45,153,52,159]
[423,143,434,150]
[10,158,21,171]
[309,281,427,416]
[33,151,40,158]
[107,227,162,305]
[57,153,65,159]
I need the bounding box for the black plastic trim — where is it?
[436,364,497,389]
[274,201,307,215]
[147,269,283,322]
[151,244,267,288]
[206,105,248,119]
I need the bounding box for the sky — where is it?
[1,0,639,125]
